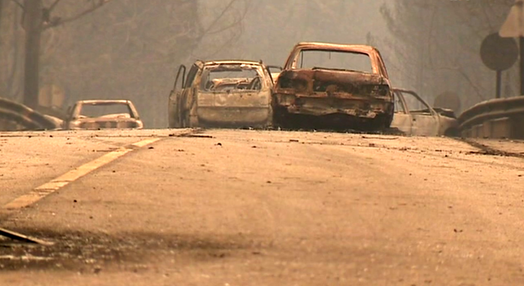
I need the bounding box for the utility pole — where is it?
[22,0,43,108]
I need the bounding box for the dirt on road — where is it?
[0,129,523,285]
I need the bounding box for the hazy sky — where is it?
[194,1,388,71]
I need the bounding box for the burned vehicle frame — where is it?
[63,99,143,130]
[168,60,274,129]
[272,42,394,130]
[391,88,459,137]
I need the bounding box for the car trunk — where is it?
[195,90,271,126]
[275,69,392,118]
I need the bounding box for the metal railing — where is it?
[458,96,524,139]
[0,97,59,131]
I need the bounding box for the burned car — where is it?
[168,60,274,128]
[272,42,394,130]
[63,100,143,130]
[391,88,459,136]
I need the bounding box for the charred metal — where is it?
[168,60,274,129]
[63,100,144,130]
[272,42,394,130]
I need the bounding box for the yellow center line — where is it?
[2,138,161,210]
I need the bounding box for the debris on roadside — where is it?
[180,134,214,139]
[0,228,54,246]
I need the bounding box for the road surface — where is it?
[0,129,523,285]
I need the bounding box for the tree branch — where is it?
[10,0,23,10]
[42,0,111,30]
[194,0,238,45]
[48,0,60,13]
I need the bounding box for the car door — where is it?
[181,62,203,127]
[390,90,412,135]
[168,65,186,128]
[266,65,282,84]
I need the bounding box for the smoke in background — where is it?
[0,0,516,127]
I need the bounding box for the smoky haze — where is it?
[0,0,517,128]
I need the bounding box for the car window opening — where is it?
[297,50,373,74]
[201,65,263,92]
[78,103,134,119]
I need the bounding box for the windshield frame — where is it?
[72,101,139,120]
[199,63,268,92]
[291,49,374,74]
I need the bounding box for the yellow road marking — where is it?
[2,138,161,210]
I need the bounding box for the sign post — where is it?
[500,0,524,96]
[480,33,518,98]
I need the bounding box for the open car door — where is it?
[266,65,283,84]
[168,65,186,128]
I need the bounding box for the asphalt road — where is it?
[0,129,523,285]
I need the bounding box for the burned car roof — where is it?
[75,99,133,105]
[202,60,264,65]
[283,42,389,78]
[292,42,381,54]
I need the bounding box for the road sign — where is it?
[500,0,524,37]
[480,33,518,98]
[434,91,461,113]
[500,0,524,96]
[480,33,518,71]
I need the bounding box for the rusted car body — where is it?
[272,42,394,130]
[168,60,274,128]
[64,100,143,130]
[391,88,458,136]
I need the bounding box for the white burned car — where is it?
[391,88,458,136]
[64,99,144,130]
[168,60,274,128]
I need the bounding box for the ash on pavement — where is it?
[0,228,251,273]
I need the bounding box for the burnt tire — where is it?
[168,104,182,128]
[272,106,290,129]
[444,128,460,137]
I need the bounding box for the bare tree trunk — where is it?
[22,0,42,108]
[0,0,4,31]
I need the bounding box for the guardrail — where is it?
[0,98,60,131]
[458,96,524,139]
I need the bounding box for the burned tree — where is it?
[15,0,111,109]
[381,0,515,111]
